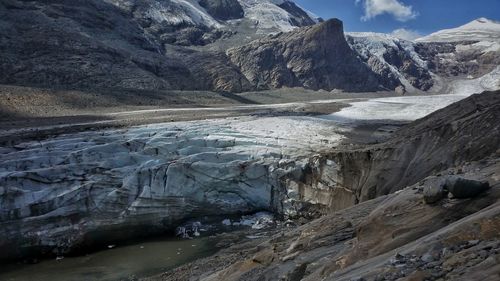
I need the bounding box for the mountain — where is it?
[344,18,500,94]
[413,19,500,93]
[0,0,390,93]
[0,0,325,93]
[227,19,393,92]
[0,1,498,95]
[417,17,500,43]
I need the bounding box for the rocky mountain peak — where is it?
[276,0,318,27]
[227,18,393,91]
[304,18,345,41]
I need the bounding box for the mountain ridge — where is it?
[0,1,498,95]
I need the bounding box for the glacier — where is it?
[0,114,347,258]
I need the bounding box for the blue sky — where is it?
[295,0,500,37]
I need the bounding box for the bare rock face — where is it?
[277,1,318,27]
[0,0,171,90]
[415,41,500,79]
[0,1,349,94]
[382,46,433,90]
[0,1,496,95]
[173,48,253,93]
[199,0,244,21]
[346,34,434,92]
[227,19,390,92]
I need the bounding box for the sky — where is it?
[295,0,500,39]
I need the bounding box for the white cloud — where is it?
[390,28,422,40]
[357,0,418,22]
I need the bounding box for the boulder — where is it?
[423,183,448,204]
[444,177,490,199]
[395,85,407,95]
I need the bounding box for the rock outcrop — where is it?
[199,0,244,21]
[227,19,390,92]
[0,1,410,94]
[0,0,199,90]
[414,41,500,79]
[277,1,318,27]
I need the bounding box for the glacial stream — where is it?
[0,236,218,281]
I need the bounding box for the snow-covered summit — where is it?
[417,17,500,42]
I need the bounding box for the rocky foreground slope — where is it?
[146,91,500,280]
